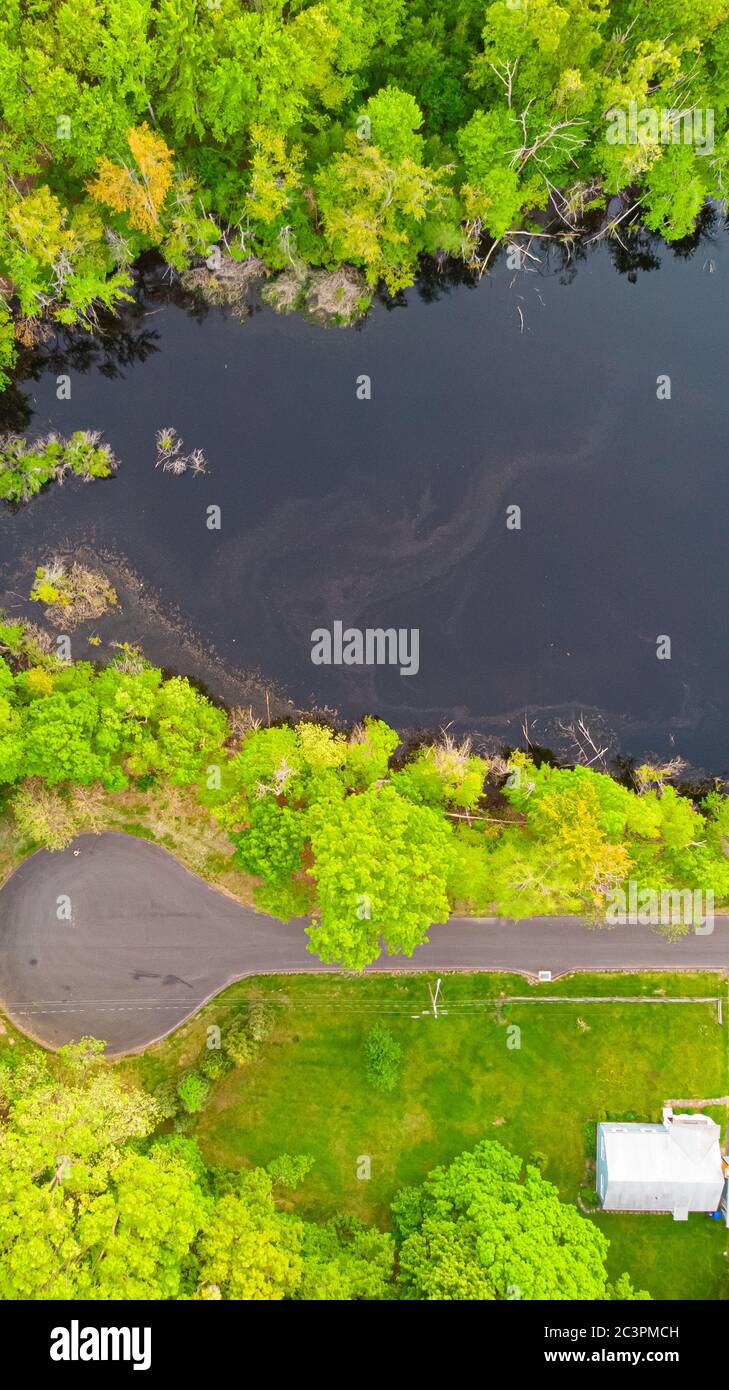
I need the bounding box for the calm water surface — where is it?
[1,230,728,770]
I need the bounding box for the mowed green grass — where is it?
[124,971,729,1300]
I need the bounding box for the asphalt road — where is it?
[0,832,727,1054]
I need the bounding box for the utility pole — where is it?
[428,978,442,1019]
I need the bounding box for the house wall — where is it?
[596,1126,608,1206]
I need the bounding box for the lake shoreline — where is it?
[2,542,725,792]
[2,224,728,780]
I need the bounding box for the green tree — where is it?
[0,1038,169,1299]
[231,798,309,885]
[297,1214,396,1300]
[393,1138,648,1300]
[267,1153,315,1189]
[315,119,453,292]
[177,1071,211,1115]
[195,1168,304,1301]
[75,1145,210,1300]
[393,735,488,809]
[21,689,106,787]
[364,1022,403,1092]
[306,784,453,968]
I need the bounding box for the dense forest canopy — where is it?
[1,0,729,382]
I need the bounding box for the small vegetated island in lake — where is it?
[0,0,728,380]
[0,431,117,503]
[29,559,118,629]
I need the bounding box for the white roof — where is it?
[599,1113,725,1212]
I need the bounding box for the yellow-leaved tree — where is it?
[86,124,174,235]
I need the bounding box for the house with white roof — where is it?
[596,1107,728,1221]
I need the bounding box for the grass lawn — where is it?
[121,970,729,1300]
[595,1213,728,1302]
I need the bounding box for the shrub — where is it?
[253,878,315,919]
[220,1001,275,1066]
[153,1079,180,1120]
[177,1070,211,1114]
[364,1024,403,1093]
[266,1153,314,1188]
[11,781,78,851]
[223,1017,258,1068]
[246,1000,275,1043]
[231,799,308,885]
[11,779,106,851]
[199,1048,233,1081]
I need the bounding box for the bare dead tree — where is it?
[557,715,610,769]
[508,104,587,172]
[255,756,296,799]
[489,58,519,109]
[225,706,262,753]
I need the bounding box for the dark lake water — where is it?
[2,224,728,772]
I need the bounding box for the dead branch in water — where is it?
[558,715,609,769]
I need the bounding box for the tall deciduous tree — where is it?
[306,784,453,968]
[195,1169,304,1301]
[87,124,175,235]
[392,1138,648,1301]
